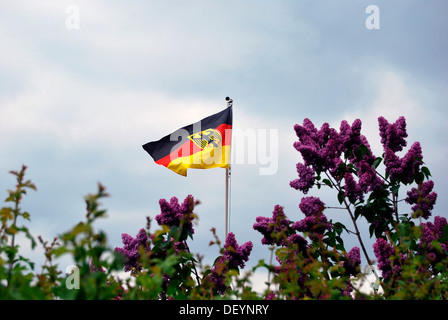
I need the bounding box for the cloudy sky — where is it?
[1,0,447,287]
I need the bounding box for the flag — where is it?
[142,106,232,176]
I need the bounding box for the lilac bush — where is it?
[113,195,254,299]
[253,115,447,299]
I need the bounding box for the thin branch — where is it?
[184,241,201,286]
[324,171,373,266]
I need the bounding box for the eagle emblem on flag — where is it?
[188,129,222,150]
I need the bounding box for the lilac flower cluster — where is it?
[373,238,405,280]
[114,228,151,274]
[206,232,253,294]
[290,163,315,194]
[299,197,328,237]
[254,197,330,250]
[420,216,448,260]
[357,160,383,193]
[292,214,332,238]
[339,119,363,152]
[253,205,292,246]
[293,119,342,173]
[377,113,424,185]
[405,180,438,219]
[222,232,253,269]
[285,233,308,252]
[384,141,423,184]
[339,119,376,165]
[115,195,197,276]
[291,197,332,239]
[378,116,408,152]
[343,247,361,277]
[298,196,325,216]
[155,195,195,236]
[291,118,383,199]
[343,172,364,202]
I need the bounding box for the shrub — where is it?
[0,116,447,300]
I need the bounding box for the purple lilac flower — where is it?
[207,270,228,295]
[292,214,332,235]
[405,180,437,219]
[373,238,396,279]
[114,228,151,273]
[344,172,364,202]
[384,142,423,184]
[290,163,316,194]
[420,216,448,250]
[253,205,292,246]
[286,234,308,253]
[418,217,448,268]
[383,148,402,181]
[357,135,376,165]
[293,197,332,237]
[222,232,253,269]
[265,291,276,300]
[155,195,195,235]
[343,247,361,277]
[339,119,376,166]
[299,196,325,217]
[358,160,384,192]
[206,232,253,294]
[339,119,363,152]
[400,142,423,184]
[293,119,342,172]
[378,116,408,152]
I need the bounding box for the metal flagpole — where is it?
[225,97,233,237]
[225,167,229,236]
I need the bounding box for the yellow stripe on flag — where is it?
[167,145,231,176]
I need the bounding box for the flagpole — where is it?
[225,97,233,238]
[225,167,229,237]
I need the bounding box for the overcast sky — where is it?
[1,1,447,285]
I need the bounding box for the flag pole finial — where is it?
[226,97,233,108]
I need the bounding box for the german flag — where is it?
[142,106,232,176]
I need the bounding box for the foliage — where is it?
[0,116,447,300]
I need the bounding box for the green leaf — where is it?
[322,179,333,188]
[333,222,345,235]
[390,185,400,196]
[355,144,369,161]
[22,211,31,220]
[369,224,375,238]
[0,207,13,221]
[337,191,345,205]
[421,166,431,179]
[373,157,383,169]
[390,231,399,244]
